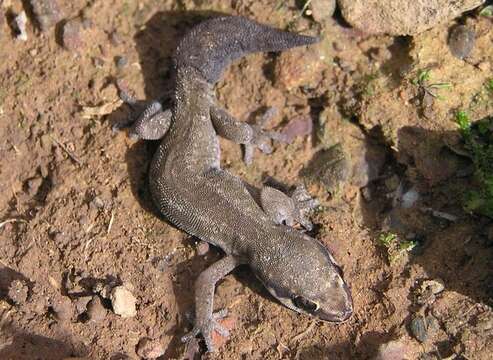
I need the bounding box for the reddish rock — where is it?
[136,337,166,359]
[211,316,236,350]
[281,115,313,143]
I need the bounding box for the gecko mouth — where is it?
[316,306,353,322]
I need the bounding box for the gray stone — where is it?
[309,0,337,23]
[303,144,351,193]
[338,0,485,35]
[28,0,64,32]
[86,296,107,322]
[448,25,475,59]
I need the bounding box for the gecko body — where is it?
[120,16,352,351]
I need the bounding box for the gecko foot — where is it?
[114,81,172,140]
[291,184,319,231]
[244,107,289,165]
[260,184,318,231]
[112,80,142,132]
[182,309,230,352]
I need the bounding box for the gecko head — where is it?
[253,232,353,322]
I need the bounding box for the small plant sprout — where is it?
[412,69,452,100]
[398,240,418,252]
[378,232,397,248]
[454,111,493,218]
[479,5,493,18]
[412,69,431,85]
[378,232,418,264]
[456,110,471,136]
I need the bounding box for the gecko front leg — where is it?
[210,106,289,165]
[260,184,319,230]
[182,255,242,352]
[115,83,172,140]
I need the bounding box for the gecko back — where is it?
[174,16,319,84]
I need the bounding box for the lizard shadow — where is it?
[0,323,87,359]
[108,10,236,357]
[107,9,228,216]
[358,125,493,307]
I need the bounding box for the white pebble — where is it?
[110,285,137,318]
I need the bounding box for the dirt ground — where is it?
[0,0,492,359]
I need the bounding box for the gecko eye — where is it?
[292,295,319,313]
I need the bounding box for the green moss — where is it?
[456,110,471,135]
[486,78,493,93]
[455,110,493,218]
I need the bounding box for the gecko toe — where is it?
[213,308,228,320]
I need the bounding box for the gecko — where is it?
[118,15,353,352]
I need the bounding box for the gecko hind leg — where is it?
[114,82,172,140]
[181,255,240,352]
[260,184,319,231]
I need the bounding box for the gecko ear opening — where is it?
[292,295,319,314]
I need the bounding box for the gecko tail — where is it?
[174,16,319,84]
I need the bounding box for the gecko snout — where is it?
[318,280,353,322]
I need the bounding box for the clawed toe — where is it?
[291,185,319,231]
[213,308,228,320]
[181,309,230,353]
[242,107,288,164]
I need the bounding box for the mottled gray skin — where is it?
[121,16,352,352]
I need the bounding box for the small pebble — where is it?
[62,18,84,51]
[281,115,313,143]
[410,315,439,343]
[309,0,336,22]
[115,55,128,69]
[29,0,64,31]
[86,296,107,322]
[416,279,445,305]
[360,186,372,202]
[374,339,409,360]
[274,47,324,91]
[92,57,105,68]
[410,316,427,342]
[448,25,475,60]
[303,144,351,193]
[91,196,105,209]
[109,31,123,46]
[74,296,91,314]
[110,285,137,318]
[211,316,235,350]
[8,279,29,305]
[14,11,28,41]
[196,241,210,256]
[26,177,43,196]
[136,337,166,359]
[51,296,74,322]
[401,188,419,209]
